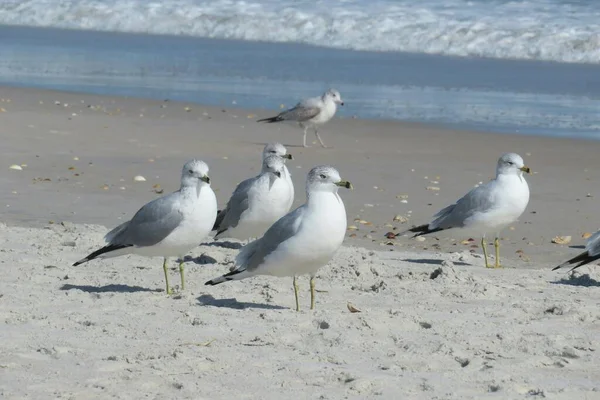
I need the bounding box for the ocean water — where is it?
[0,0,600,138]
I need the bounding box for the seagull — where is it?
[261,142,294,211]
[553,230,600,272]
[257,89,344,148]
[404,153,531,268]
[205,165,352,311]
[73,160,217,294]
[212,154,294,241]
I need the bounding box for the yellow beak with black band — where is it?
[200,175,211,184]
[336,180,353,190]
[284,154,293,160]
[520,166,531,174]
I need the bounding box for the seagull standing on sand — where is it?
[257,89,344,148]
[404,153,531,268]
[73,160,217,294]
[553,230,600,271]
[212,154,294,241]
[260,142,294,210]
[206,165,352,311]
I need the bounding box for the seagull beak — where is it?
[519,166,531,174]
[274,171,281,178]
[336,180,353,189]
[340,102,345,106]
[285,154,293,160]
[200,175,211,184]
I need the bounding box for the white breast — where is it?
[259,191,347,277]
[310,100,337,125]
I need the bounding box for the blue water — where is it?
[1,0,600,139]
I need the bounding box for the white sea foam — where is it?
[1,0,600,64]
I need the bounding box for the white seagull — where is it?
[257,89,344,148]
[405,153,531,268]
[212,154,293,241]
[73,160,217,294]
[205,165,352,311]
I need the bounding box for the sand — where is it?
[1,86,600,398]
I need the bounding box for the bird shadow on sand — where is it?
[181,254,218,265]
[568,245,586,250]
[205,241,244,250]
[550,273,600,287]
[197,294,287,310]
[402,258,471,267]
[60,283,161,293]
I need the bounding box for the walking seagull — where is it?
[257,89,344,148]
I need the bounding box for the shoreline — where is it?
[2,24,600,139]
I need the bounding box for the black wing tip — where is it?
[72,244,132,266]
[552,251,600,272]
[403,224,444,237]
[257,116,283,123]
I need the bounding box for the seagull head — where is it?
[324,89,344,106]
[262,155,286,179]
[263,142,292,161]
[306,165,353,193]
[181,160,210,194]
[496,153,531,177]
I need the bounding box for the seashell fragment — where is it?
[9,164,22,170]
[551,236,572,245]
[133,175,146,182]
[347,302,361,313]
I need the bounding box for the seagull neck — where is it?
[180,182,202,197]
[306,189,339,207]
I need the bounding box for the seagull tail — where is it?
[257,115,284,123]
[399,224,445,237]
[72,244,132,266]
[552,251,600,271]
[204,268,248,286]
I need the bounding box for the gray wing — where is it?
[277,101,321,122]
[107,192,184,247]
[234,205,305,272]
[430,183,495,230]
[586,230,600,257]
[213,176,256,235]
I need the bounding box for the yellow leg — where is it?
[179,259,185,291]
[310,276,316,310]
[293,276,300,312]
[481,237,491,268]
[163,258,173,295]
[494,237,502,268]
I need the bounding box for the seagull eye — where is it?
[189,169,194,174]
[319,174,327,179]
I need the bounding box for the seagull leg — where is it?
[481,237,491,268]
[310,275,316,310]
[314,127,327,148]
[162,257,173,295]
[293,276,300,312]
[179,258,185,290]
[494,237,502,268]
[302,126,310,148]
